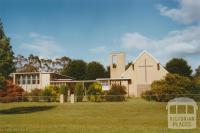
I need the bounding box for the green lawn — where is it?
[0,99,199,133]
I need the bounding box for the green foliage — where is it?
[87,83,102,95]
[42,86,53,97]
[0,20,15,89]
[41,85,60,102]
[86,61,106,80]
[62,60,87,80]
[87,83,102,102]
[165,58,192,77]
[195,66,200,77]
[75,83,84,102]
[105,66,110,78]
[29,88,42,96]
[106,84,127,101]
[0,74,5,90]
[141,74,195,102]
[59,85,69,95]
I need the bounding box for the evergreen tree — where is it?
[0,20,15,89]
[165,58,192,77]
[85,61,106,80]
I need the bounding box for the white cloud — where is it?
[121,26,200,59]
[21,33,63,58]
[29,32,40,38]
[88,46,106,54]
[157,0,200,24]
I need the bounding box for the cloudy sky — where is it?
[0,0,200,69]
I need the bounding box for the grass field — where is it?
[0,98,200,133]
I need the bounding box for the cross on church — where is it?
[139,59,153,83]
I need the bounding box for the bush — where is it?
[75,83,84,102]
[59,85,69,102]
[27,88,42,102]
[106,84,127,101]
[42,85,59,102]
[0,80,24,103]
[87,83,102,102]
[141,74,195,102]
[59,85,69,95]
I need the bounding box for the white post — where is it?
[60,94,64,104]
[71,94,75,103]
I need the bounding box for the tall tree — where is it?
[85,61,106,80]
[0,20,15,89]
[62,60,87,80]
[195,65,200,77]
[165,58,192,77]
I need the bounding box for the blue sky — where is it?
[0,0,200,70]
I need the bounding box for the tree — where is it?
[105,66,110,78]
[14,54,71,73]
[62,60,87,80]
[166,58,192,77]
[86,61,106,80]
[195,66,200,77]
[0,20,15,89]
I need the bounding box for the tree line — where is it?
[14,55,110,80]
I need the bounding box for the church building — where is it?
[108,50,168,97]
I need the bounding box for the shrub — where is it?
[75,83,84,102]
[87,83,102,102]
[42,85,59,102]
[0,80,24,103]
[141,74,194,102]
[59,85,69,102]
[106,84,127,101]
[28,88,42,102]
[59,85,69,95]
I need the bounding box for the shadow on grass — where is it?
[0,106,56,114]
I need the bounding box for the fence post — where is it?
[71,94,75,103]
[60,94,64,103]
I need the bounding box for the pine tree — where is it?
[0,19,15,89]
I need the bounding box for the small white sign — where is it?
[101,82,109,91]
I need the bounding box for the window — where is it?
[187,105,194,114]
[27,75,31,84]
[22,76,26,84]
[112,55,117,68]
[157,63,160,70]
[132,64,134,70]
[32,75,36,84]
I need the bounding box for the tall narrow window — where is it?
[27,75,31,84]
[22,76,26,84]
[112,55,117,68]
[32,75,36,84]
[132,64,134,70]
[157,63,160,70]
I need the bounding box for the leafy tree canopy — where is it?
[62,60,87,80]
[195,66,200,77]
[165,58,192,77]
[86,61,106,80]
